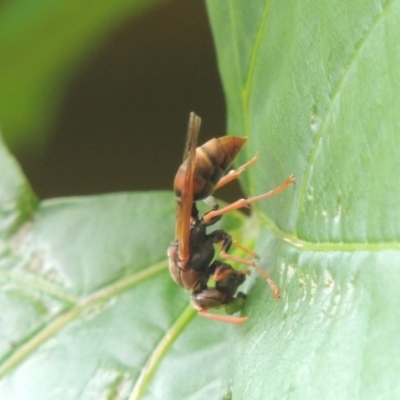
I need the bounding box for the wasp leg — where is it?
[197,310,248,324]
[231,240,257,258]
[208,230,280,299]
[192,262,249,323]
[203,174,295,223]
[218,247,280,299]
[221,254,280,299]
[208,229,257,259]
[193,288,248,324]
[207,230,259,272]
[215,154,259,190]
[216,234,258,269]
[201,204,222,227]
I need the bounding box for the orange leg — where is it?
[204,174,295,223]
[231,240,257,258]
[215,154,259,190]
[219,250,280,299]
[198,309,248,324]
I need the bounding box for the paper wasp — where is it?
[168,112,295,323]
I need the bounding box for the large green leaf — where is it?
[208,0,400,398]
[0,131,246,398]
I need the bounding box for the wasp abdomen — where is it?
[174,136,246,200]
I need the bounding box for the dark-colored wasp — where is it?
[168,112,295,323]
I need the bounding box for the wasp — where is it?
[168,112,295,323]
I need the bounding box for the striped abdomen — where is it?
[174,136,246,201]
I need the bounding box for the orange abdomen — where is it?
[174,136,246,200]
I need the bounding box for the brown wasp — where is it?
[168,112,295,323]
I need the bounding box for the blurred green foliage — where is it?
[0,0,161,152]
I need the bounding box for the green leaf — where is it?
[2,0,400,399]
[207,0,400,398]
[0,129,242,398]
[0,0,162,151]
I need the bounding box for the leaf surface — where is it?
[0,138,239,398]
[207,0,400,398]
[2,0,400,399]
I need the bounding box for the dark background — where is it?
[15,0,242,202]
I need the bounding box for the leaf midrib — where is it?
[259,211,400,251]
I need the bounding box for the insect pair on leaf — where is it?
[168,112,295,323]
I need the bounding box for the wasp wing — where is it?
[176,112,201,266]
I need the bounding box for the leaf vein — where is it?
[242,0,271,136]
[295,1,394,228]
[0,260,167,378]
[129,305,196,400]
